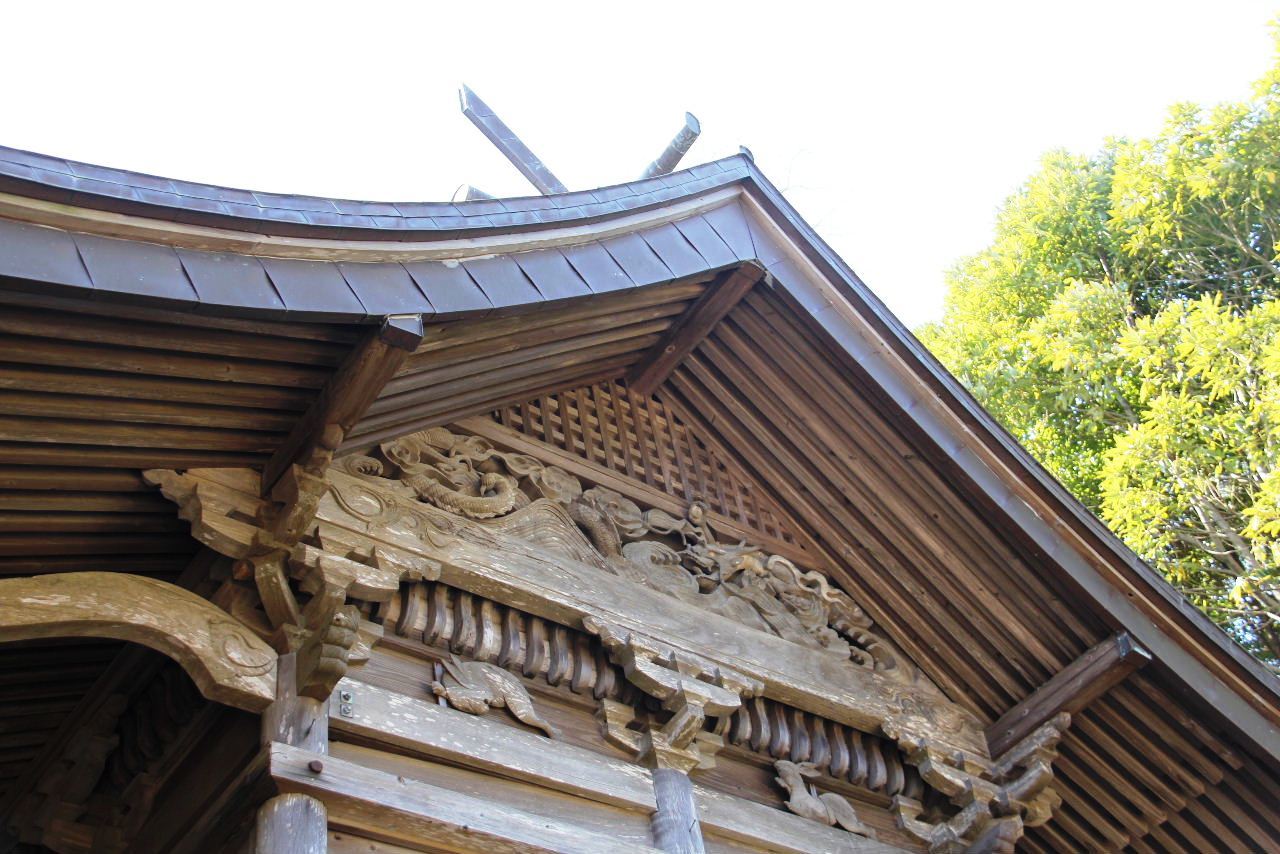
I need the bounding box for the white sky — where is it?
[3,2,1276,327]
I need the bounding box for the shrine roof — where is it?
[0,144,751,240]
[0,139,1277,800]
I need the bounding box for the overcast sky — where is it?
[3,2,1276,327]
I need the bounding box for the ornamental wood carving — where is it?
[150,428,994,763]
[0,572,275,712]
[892,713,1071,853]
[362,426,904,678]
[431,654,558,738]
[586,617,762,772]
[145,465,436,699]
[773,759,874,838]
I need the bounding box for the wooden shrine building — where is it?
[0,137,1276,854]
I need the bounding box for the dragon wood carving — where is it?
[339,426,912,684]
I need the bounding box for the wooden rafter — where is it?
[628,263,765,397]
[262,314,424,494]
[986,632,1151,757]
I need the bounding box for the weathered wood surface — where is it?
[330,678,654,810]
[328,679,907,854]
[459,414,813,566]
[0,571,275,710]
[255,793,328,854]
[263,652,329,752]
[987,632,1150,757]
[316,468,986,758]
[629,264,765,397]
[154,464,983,757]
[269,741,659,853]
[263,317,422,494]
[651,768,706,854]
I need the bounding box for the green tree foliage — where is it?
[919,38,1280,666]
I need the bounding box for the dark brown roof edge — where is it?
[0,144,749,240]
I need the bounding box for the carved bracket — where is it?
[892,713,1071,853]
[146,462,437,701]
[0,572,276,712]
[585,617,762,772]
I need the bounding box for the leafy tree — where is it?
[919,34,1280,666]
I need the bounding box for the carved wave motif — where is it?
[460,499,608,570]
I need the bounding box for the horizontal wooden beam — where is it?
[263,314,423,493]
[987,632,1150,757]
[268,741,655,853]
[328,679,901,854]
[628,263,766,397]
[0,571,277,711]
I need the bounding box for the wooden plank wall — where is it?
[365,578,929,851]
[491,379,802,549]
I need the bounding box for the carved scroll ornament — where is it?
[431,654,558,739]
[145,462,436,701]
[773,759,874,838]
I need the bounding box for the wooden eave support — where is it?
[987,632,1151,757]
[262,314,424,494]
[628,263,766,397]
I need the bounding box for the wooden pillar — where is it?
[650,768,705,854]
[255,653,329,854]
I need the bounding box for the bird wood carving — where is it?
[774,759,874,837]
[430,654,558,738]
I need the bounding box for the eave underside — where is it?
[0,156,1274,851]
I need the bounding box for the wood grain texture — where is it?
[327,679,907,854]
[629,263,764,397]
[254,793,328,854]
[264,317,422,493]
[0,572,275,711]
[986,632,1150,757]
[459,414,811,565]
[651,768,705,854]
[269,741,659,853]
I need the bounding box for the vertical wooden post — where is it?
[254,794,328,854]
[255,653,328,853]
[650,768,705,854]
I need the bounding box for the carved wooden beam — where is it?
[261,313,424,495]
[0,572,276,711]
[628,263,766,397]
[986,632,1150,757]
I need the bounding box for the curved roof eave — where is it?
[0,143,1276,765]
[0,144,752,242]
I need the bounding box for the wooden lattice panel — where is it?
[492,379,801,547]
